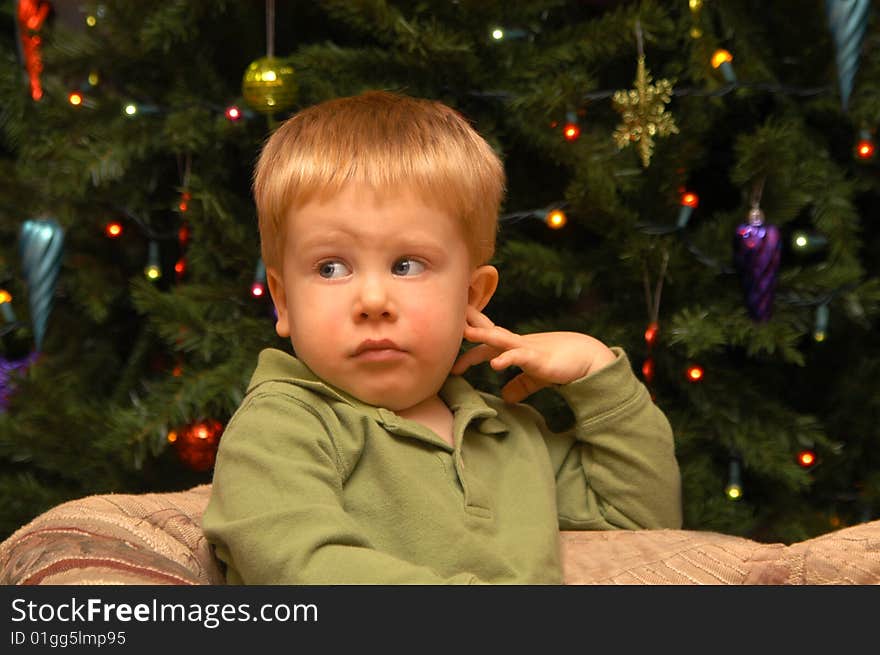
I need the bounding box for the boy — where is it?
[202,90,682,584]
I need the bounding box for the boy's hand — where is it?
[452,306,617,404]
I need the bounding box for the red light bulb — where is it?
[178,191,191,213]
[225,105,242,121]
[681,192,699,208]
[856,139,875,160]
[563,123,580,141]
[251,281,266,298]
[105,221,123,238]
[644,322,659,346]
[641,358,655,383]
[178,222,191,247]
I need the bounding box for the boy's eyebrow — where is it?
[294,229,449,254]
[294,230,352,250]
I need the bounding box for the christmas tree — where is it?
[1,0,878,544]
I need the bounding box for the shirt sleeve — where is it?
[535,347,683,531]
[202,390,487,584]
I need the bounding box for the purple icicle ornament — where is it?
[0,352,38,412]
[734,207,782,322]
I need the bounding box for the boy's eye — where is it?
[392,258,426,276]
[318,260,351,279]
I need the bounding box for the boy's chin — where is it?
[340,380,441,412]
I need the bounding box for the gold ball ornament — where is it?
[241,56,297,114]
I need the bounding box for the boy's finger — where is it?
[466,305,495,328]
[463,324,521,350]
[500,372,547,404]
[451,344,500,375]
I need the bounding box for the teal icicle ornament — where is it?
[826,0,871,111]
[19,218,65,352]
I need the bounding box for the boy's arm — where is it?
[202,391,486,584]
[453,307,681,530]
[538,348,682,531]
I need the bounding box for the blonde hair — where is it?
[253,90,505,270]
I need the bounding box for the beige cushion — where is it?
[0,485,222,585]
[1,484,878,584]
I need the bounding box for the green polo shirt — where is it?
[202,347,681,584]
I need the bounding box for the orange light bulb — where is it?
[686,365,704,382]
[0,290,11,304]
[563,123,580,141]
[711,49,733,68]
[68,92,83,106]
[105,221,123,238]
[681,192,699,208]
[797,450,816,468]
[546,209,567,229]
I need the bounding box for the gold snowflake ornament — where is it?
[613,55,679,167]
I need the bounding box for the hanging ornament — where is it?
[0,352,38,413]
[242,57,297,115]
[19,218,64,352]
[677,191,699,228]
[826,0,871,111]
[711,49,737,84]
[15,0,52,101]
[242,0,296,116]
[733,183,781,322]
[613,21,679,168]
[168,419,224,472]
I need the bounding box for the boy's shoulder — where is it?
[244,348,357,408]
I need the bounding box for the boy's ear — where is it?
[468,265,499,312]
[265,266,291,338]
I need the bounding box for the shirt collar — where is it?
[249,348,509,436]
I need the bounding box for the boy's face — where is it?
[266,182,497,412]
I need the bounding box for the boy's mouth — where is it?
[352,339,404,358]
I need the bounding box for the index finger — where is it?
[466,305,495,329]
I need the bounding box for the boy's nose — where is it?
[353,276,397,321]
